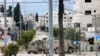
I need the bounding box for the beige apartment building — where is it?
[73,0,100,33]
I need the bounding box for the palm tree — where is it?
[65,27,82,51]
[58,0,65,56]
[66,27,82,42]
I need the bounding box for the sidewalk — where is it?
[77,52,100,56]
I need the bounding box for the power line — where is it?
[0,0,72,3]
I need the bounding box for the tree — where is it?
[53,28,59,39]
[1,5,4,12]
[40,26,45,31]
[7,5,12,17]
[1,44,19,56]
[14,3,24,29]
[65,27,81,41]
[58,0,65,56]
[17,30,36,46]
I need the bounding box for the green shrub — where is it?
[17,38,25,46]
[53,28,59,39]
[40,26,45,31]
[1,44,19,56]
[1,46,9,56]
[7,43,19,56]
[17,29,36,45]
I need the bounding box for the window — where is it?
[6,20,9,22]
[69,13,71,14]
[85,0,91,2]
[64,13,66,15]
[85,10,91,15]
[64,17,66,19]
[74,23,80,27]
[87,24,92,27]
[94,10,96,12]
[6,24,9,27]
[46,20,48,23]
[44,20,45,22]
[46,17,48,19]
[64,20,66,22]
[46,13,48,15]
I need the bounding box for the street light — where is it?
[48,0,53,56]
[4,0,7,28]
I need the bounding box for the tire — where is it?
[68,48,74,54]
[28,51,38,54]
[55,48,59,54]
[28,51,31,54]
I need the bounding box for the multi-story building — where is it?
[0,4,15,31]
[45,9,73,30]
[23,14,35,29]
[0,16,14,30]
[38,15,45,27]
[23,14,47,30]
[73,0,100,32]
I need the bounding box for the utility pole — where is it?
[12,0,16,43]
[4,0,7,28]
[19,13,21,39]
[12,0,14,31]
[93,15,97,35]
[93,15,98,56]
[24,0,27,32]
[58,0,65,56]
[27,16,30,31]
[48,0,53,56]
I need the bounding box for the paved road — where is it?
[16,52,100,56]
[17,54,77,56]
[0,53,99,56]
[32,30,48,42]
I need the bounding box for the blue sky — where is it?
[0,0,73,15]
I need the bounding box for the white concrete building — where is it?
[73,0,100,32]
[23,14,40,29]
[38,16,45,27]
[45,9,73,30]
[0,4,15,30]
[0,13,14,30]
[23,14,45,30]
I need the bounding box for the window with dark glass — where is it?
[85,0,91,2]
[64,17,66,19]
[94,10,96,12]
[87,24,92,27]
[46,20,48,23]
[46,13,48,15]
[85,10,91,15]
[64,13,66,15]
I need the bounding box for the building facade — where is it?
[23,14,35,30]
[0,4,15,31]
[73,0,100,32]
[45,9,73,30]
[0,14,14,30]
